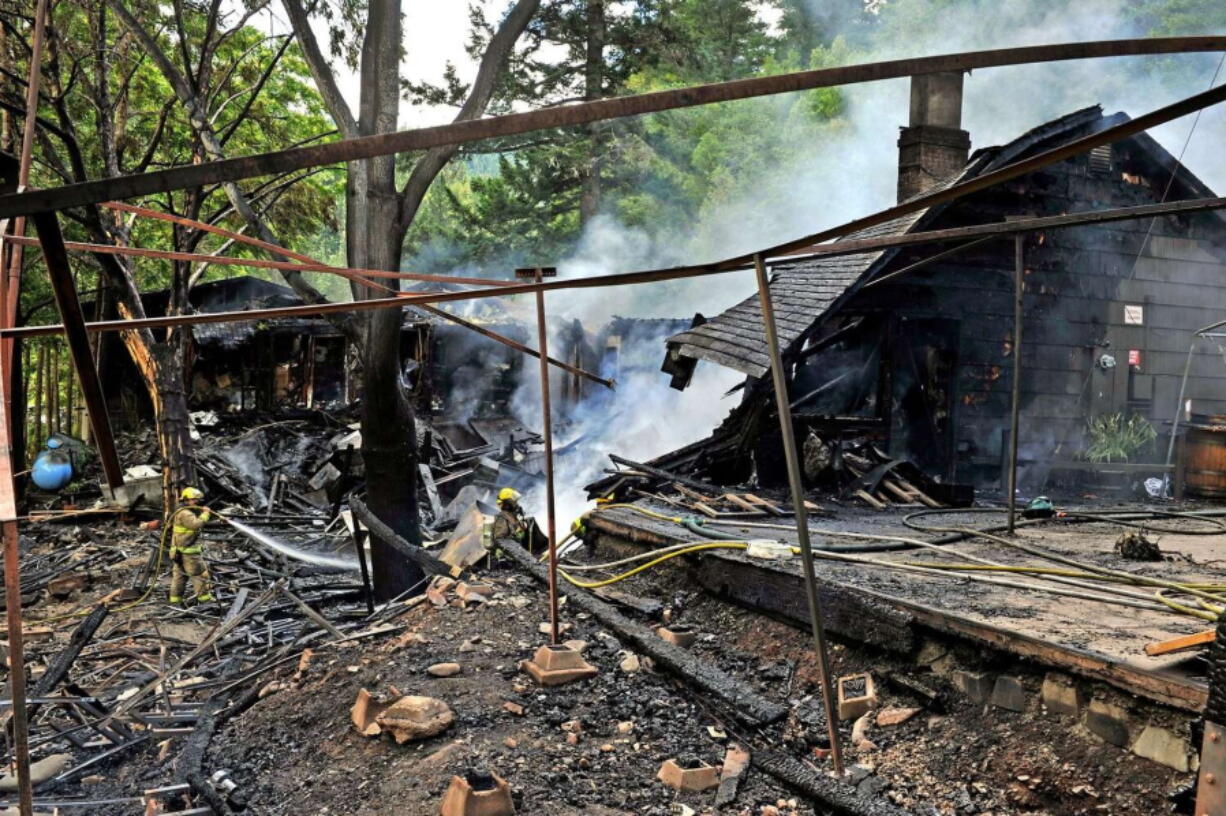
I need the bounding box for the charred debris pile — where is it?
[0,408,550,811]
[38,407,546,537]
[586,424,973,516]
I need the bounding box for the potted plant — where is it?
[1083,412,1157,495]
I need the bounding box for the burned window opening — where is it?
[790,317,884,418]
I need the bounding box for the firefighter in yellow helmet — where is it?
[491,487,527,543]
[490,487,546,553]
[168,486,215,604]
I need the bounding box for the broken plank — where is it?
[855,490,887,510]
[896,477,943,508]
[881,480,914,504]
[722,494,763,513]
[673,483,713,503]
[1144,629,1215,656]
[744,493,785,515]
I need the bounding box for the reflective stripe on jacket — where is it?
[170,506,211,552]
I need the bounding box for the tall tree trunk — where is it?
[150,339,193,505]
[352,0,422,599]
[579,0,605,224]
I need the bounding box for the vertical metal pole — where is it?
[1007,236,1024,535]
[533,271,560,646]
[0,318,30,814]
[753,254,844,776]
[1163,341,1195,493]
[2,0,49,426]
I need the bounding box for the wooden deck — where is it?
[586,502,1225,712]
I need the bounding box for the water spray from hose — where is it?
[219,514,359,572]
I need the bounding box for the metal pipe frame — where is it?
[754,253,845,776]
[2,37,1224,219]
[11,195,1226,343]
[524,267,561,646]
[7,221,614,389]
[0,304,29,816]
[0,39,1220,801]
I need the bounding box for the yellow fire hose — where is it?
[562,504,1226,621]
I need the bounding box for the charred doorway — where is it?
[888,317,959,480]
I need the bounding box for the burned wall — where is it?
[817,136,1226,489]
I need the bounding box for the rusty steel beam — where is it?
[28,213,123,488]
[10,237,613,389]
[7,234,513,289]
[1,37,1225,219]
[0,254,30,816]
[753,253,845,776]
[420,305,614,390]
[8,78,1221,348]
[10,192,1226,342]
[1,0,49,498]
[19,188,1223,296]
[782,196,1226,264]
[860,237,998,290]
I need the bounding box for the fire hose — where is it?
[569,503,1226,619]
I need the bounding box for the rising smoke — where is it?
[438,0,1225,522]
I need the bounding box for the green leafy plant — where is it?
[1084,412,1157,463]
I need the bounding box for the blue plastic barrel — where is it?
[32,448,74,491]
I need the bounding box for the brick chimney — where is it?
[897,71,971,202]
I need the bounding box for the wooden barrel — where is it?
[1185,423,1226,498]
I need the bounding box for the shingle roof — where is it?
[666,106,1114,379]
[668,190,957,378]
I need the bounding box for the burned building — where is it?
[661,73,1226,492]
[94,276,530,425]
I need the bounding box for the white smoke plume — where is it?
[440,0,1225,522]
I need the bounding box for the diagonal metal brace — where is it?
[26,208,124,488]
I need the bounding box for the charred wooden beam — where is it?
[499,537,788,727]
[2,38,1224,218]
[607,454,725,497]
[752,748,910,816]
[690,542,916,653]
[21,604,107,724]
[349,494,453,581]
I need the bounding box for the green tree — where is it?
[1,0,337,501]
